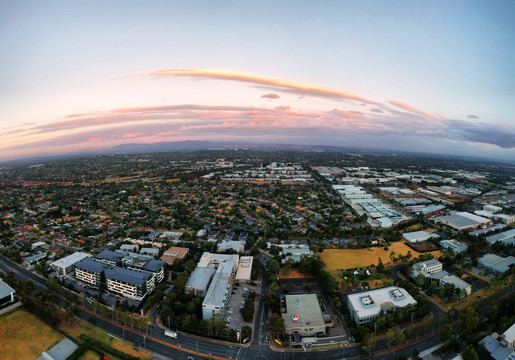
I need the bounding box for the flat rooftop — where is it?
[50,252,91,268]
[0,279,16,299]
[95,250,123,262]
[282,294,325,329]
[75,257,108,273]
[202,262,234,308]
[105,267,151,285]
[235,256,253,281]
[347,286,417,321]
[186,267,216,292]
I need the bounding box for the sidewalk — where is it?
[0,301,22,315]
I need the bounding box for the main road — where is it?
[1,254,494,360]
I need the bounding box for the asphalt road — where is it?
[2,254,506,360]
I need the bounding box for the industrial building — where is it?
[281,294,326,337]
[411,260,471,294]
[346,287,417,325]
[439,239,468,254]
[403,231,440,243]
[486,229,515,246]
[479,254,515,275]
[50,252,91,276]
[435,212,492,231]
[0,279,16,306]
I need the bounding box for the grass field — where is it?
[59,314,153,360]
[320,241,443,275]
[0,310,64,360]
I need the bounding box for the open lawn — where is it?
[0,310,64,360]
[320,241,442,275]
[59,314,153,360]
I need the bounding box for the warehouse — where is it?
[435,212,491,231]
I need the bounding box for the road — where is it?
[2,254,507,360]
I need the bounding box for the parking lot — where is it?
[227,283,257,331]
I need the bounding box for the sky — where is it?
[1,0,514,162]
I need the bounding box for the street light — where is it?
[143,335,146,348]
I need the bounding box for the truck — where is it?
[164,330,178,339]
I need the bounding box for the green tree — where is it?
[460,306,479,334]
[462,346,479,360]
[440,324,455,343]
[361,333,376,355]
[268,313,286,339]
[392,329,406,346]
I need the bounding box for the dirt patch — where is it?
[278,269,314,279]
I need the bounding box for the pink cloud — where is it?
[88,137,104,142]
[261,93,280,99]
[389,99,441,121]
[147,68,375,103]
[121,133,143,138]
[274,106,290,111]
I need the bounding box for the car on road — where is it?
[265,336,268,343]
[187,356,195,360]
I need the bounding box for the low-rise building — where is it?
[217,240,245,253]
[402,231,439,243]
[435,212,492,231]
[346,286,417,325]
[281,294,326,337]
[439,239,468,254]
[479,254,515,275]
[486,229,515,246]
[0,279,16,306]
[23,253,47,268]
[160,246,189,265]
[441,275,472,295]
[50,252,91,276]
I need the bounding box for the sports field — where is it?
[320,241,442,275]
[0,310,63,360]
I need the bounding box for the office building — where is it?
[202,261,235,320]
[347,287,417,325]
[50,252,91,276]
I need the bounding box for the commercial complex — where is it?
[50,252,91,276]
[281,294,326,337]
[346,286,417,325]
